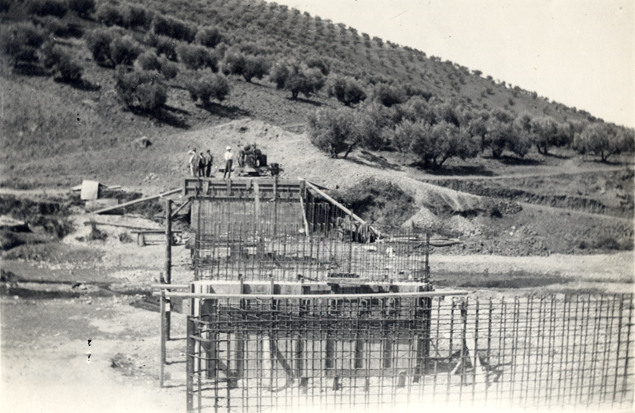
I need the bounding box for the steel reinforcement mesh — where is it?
[184,293,634,412]
[193,223,429,283]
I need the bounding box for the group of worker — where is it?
[188,146,236,179]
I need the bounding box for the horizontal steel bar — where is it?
[153,290,468,299]
[151,284,190,290]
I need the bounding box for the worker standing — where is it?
[188,149,199,177]
[204,150,214,177]
[223,146,233,179]
[198,152,205,177]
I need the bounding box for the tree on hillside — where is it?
[69,0,96,18]
[186,72,231,105]
[486,120,530,158]
[305,56,330,76]
[356,103,393,150]
[530,116,570,154]
[325,75,366,106]
[110,35,143,66]
[401,120,478,168]
[196,27,223,48]
[307,108,359,158]
[222,51,269,82]
[573,123,629,162]
[0,22,46,67]
[41,42,83,82]
[271,61,324,99]
[371,83,405,107]
[177,43,219,71]
[115,67,167,111]
[86,28,117,66]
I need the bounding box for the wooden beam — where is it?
[170,199,191,218]
[304,181,381,238]
[83,221,159,231]
[298,194,310,238]
[91,188,181,215]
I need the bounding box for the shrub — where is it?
[269,61,289,89]
[87,222,107,241]
[157,56,178,79]
[68,0,94,17]
[372,83,405,107]
[305,56,329,76]
[37,16,76,37]
[110,35,143,66]
[135,49,160,71]
[0,0,12,13]
[307,108,359,158]
[95,3,124,27]
[0,22,46,66]
[151,14,196,42]
[325,75,366,106]
[55,50,82,81]
[195,26,223,48]
[187,72,230,104]
[115,67,167,111]
[155,35,177,61]
[86,28,116,66]
[122,4,150,29]
[26,0,68,17]
[177,43,218,71]
[223,51,268,82]
[40,42,82,81]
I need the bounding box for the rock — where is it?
[135,137,152,148]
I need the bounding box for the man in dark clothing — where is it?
[204,150,214,177]
[198,152,205,177]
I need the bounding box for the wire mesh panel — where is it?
[192,223,429,283]
[184,293,634,412]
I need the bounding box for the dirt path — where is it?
[413,164,631,181]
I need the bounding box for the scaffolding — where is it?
[184,178,430,283]
[155,178,634,411]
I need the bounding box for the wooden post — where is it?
[298,194,310,238]
[165,199,172,340]
[165,199,172,284]
[160,290,166,388]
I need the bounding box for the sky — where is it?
[274,0,634,128]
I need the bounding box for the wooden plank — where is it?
[85,199,119,213]
[92,188,181,214]
[170,199,191,218]
[299,195,310,238]
[254,182,260,223]
[304,181,381,238]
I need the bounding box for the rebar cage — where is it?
[186,178,430,283]
[184,293,634,413]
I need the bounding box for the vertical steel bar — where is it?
[186,317,194,412]
[160,289,166,388]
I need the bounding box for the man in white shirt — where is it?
[188,149,198,177]
[223,146,233,179]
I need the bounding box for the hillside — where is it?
[2,0,624,183]
[0,0,633,259]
